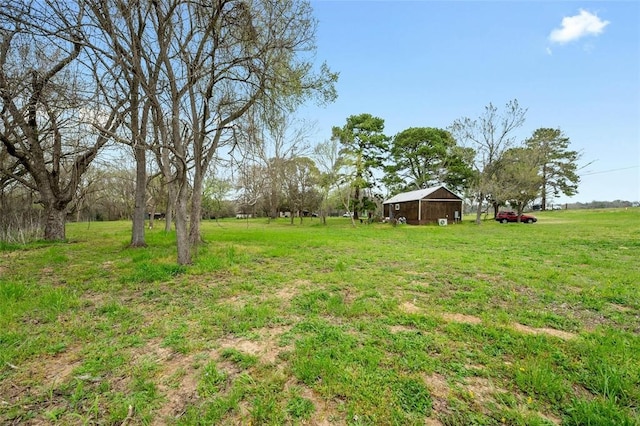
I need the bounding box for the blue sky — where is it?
[300,1,640,203]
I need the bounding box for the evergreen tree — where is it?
[525,128,580,210]
[332,114,389,220]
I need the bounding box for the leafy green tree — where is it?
[332,114,389,220]
[383,127,475,194]
[488,147,543,220]
[525,128,580,210]
[202,176,233,219]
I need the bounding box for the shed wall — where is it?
[384,199,462,225]
[419,200,462,224]
[428,187,460,200]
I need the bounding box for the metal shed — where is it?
[383,186,463,225]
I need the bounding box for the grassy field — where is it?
[1,209,638,425]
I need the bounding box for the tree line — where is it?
[0,0,337,264]
[1,1,582,263]
[326,104,581,224]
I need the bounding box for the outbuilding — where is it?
[383,186,463,225]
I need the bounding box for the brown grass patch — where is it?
[511,323,576,340]
[131,340,207,425]
[422,373,450,423]
[218,325,292,365]
[44,352,83,387]
[465,376,499,405]
[152,358,200,424]
[399,301,421,314]
[423,373,449,399]
[0,345,84,417]
[284,378,346,426]
[442,313,482,325]
[264,283,299,308]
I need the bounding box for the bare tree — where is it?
[450,99,527,224]
[145,0,336,264]
[82,0,165,246]
[312,138,343,224]
[17,0,337,263]
[280,156,320,223]
[236,112,315,220]
[183,1,336,253]
[0,1,122,240]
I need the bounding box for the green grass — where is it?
[0,209,638,424]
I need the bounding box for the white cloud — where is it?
[549,9,610,44]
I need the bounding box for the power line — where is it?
[581,165,639,176]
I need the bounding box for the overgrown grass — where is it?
[0,209,638,424]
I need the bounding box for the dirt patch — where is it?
[465,376,498,405]
[0,345,83,412]
[511,323,576,340]
[45,356,83,387]
[218,325,291,365]
[152,356,200,425]
[422,373,450,424]
[399,301,421,314]
[442,313,482,325]
[423,373,449,399]
[275,286,297,302]
[264,284,299,308]
[130,339,174,364]
[135,340,209,425]
[284,379,345,426]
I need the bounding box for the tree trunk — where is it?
[175,182,191,265]
[163,182,175,232]
[131,145,147,247]
[159,148,176,233]
[475,192,483,225]
[516,204,524,222]
[353,186,360,220]
[188,167,204,247]
[43,204,67,241]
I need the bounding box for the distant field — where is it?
[1,209,638,425]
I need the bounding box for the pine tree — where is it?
[525,128,580,210]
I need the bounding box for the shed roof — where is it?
[383,186,459,204]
